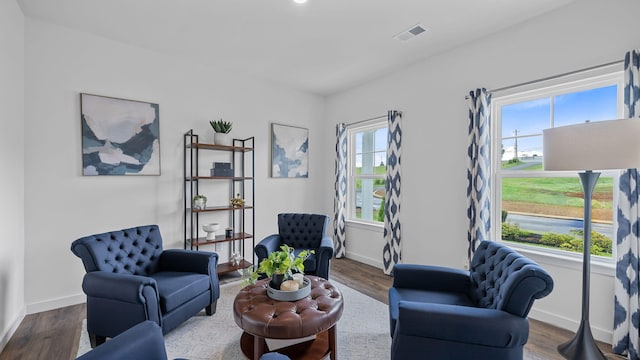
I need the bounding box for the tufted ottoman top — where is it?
[233,275,344,339]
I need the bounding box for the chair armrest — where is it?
[395,301,529,348]
[76,321,167,360]
[319,235,334,256]
[313,235,335,279]
[392,264,470,293]
[158,249,218,274]
[255,234,282,261]
[82,272,158,304]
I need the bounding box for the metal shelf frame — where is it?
[183,130,255,274]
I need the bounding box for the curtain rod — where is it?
[345,114,387,127]
[465,59,624,99]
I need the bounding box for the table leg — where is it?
[254,335,265,360]
[329,325,337,360]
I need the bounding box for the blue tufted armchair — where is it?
[255,213,334,279]
[76,321,168,360]
[388,241,554,360]
[71,224,220,348]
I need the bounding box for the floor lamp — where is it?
[543,118,640,360]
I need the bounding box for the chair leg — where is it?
[89,333,106,348]
[206,301,217,316]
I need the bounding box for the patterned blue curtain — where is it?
[383,111,402,275]
[467,88,492,260]
[614,49,640,360]
[333,123,347,258]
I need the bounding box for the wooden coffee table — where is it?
[233,276,344,360]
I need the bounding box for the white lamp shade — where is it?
[543,118,640,171]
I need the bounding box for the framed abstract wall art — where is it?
[271,123,309,178]
[80,93,160,175]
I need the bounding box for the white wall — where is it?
[12,0,640,347]
[0,0,25,351]
[325,0,640,343]
[23,18,326,312]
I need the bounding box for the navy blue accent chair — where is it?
[71,225,220,348]
[255,213,334,279]
[76,321,167,360]
[388,241,554,360]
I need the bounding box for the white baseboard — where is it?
[0,307,25,354]
[26,293,85,315]
[345,252,383,269]
[528,308,612,344]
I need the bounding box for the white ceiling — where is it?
[17,0,575,96]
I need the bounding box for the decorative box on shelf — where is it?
[211,162,234,177]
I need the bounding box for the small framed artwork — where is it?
[271,123,309,178]
[80,93,160,176]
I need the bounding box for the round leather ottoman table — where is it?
[233,275,344,360]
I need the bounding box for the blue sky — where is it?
[501,85,618,160]
[355,128,388,168]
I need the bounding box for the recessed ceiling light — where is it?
[293,0,308,4]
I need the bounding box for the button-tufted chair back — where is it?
[468,241,554,317]
[71,225,164,276]
[277,213,329,249]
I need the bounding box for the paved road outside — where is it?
[506,213,613,237]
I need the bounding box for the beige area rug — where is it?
[77,280,391,359]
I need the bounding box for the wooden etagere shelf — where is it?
[217,259,253,274]
[186,142,253,152]
[191,205,254,212]
[187,176,254,181]
[183,130,255,275]
[188,232,254,246]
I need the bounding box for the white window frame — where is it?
[346,119,387,228]
[491,68,623,274]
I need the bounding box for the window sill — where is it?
[504,242,615,277]
[345,220,384,232]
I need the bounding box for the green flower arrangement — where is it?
[241,244,313,287]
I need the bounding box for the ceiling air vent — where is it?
[393,24,427,42]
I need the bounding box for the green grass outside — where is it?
[501,159,525,169]
[502,177,613,209]
[355,166,386,190]
[523,164,543,171]
[355,165,386,175]
[500,161,614,256]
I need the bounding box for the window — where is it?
[492,72,623,258]
[347,121,387,224]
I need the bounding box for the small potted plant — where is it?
[242,244,313,290]
[209,118,233,146]
[192,194,207,210]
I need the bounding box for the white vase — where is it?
[214,133,232,146]
[194,198,205,210]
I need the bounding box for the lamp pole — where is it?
[557,170,606,360]
[513,129,519,160]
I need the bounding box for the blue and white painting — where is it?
[271,123,308,178]
[81,94,160,176]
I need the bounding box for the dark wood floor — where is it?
[0,258,624,360]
